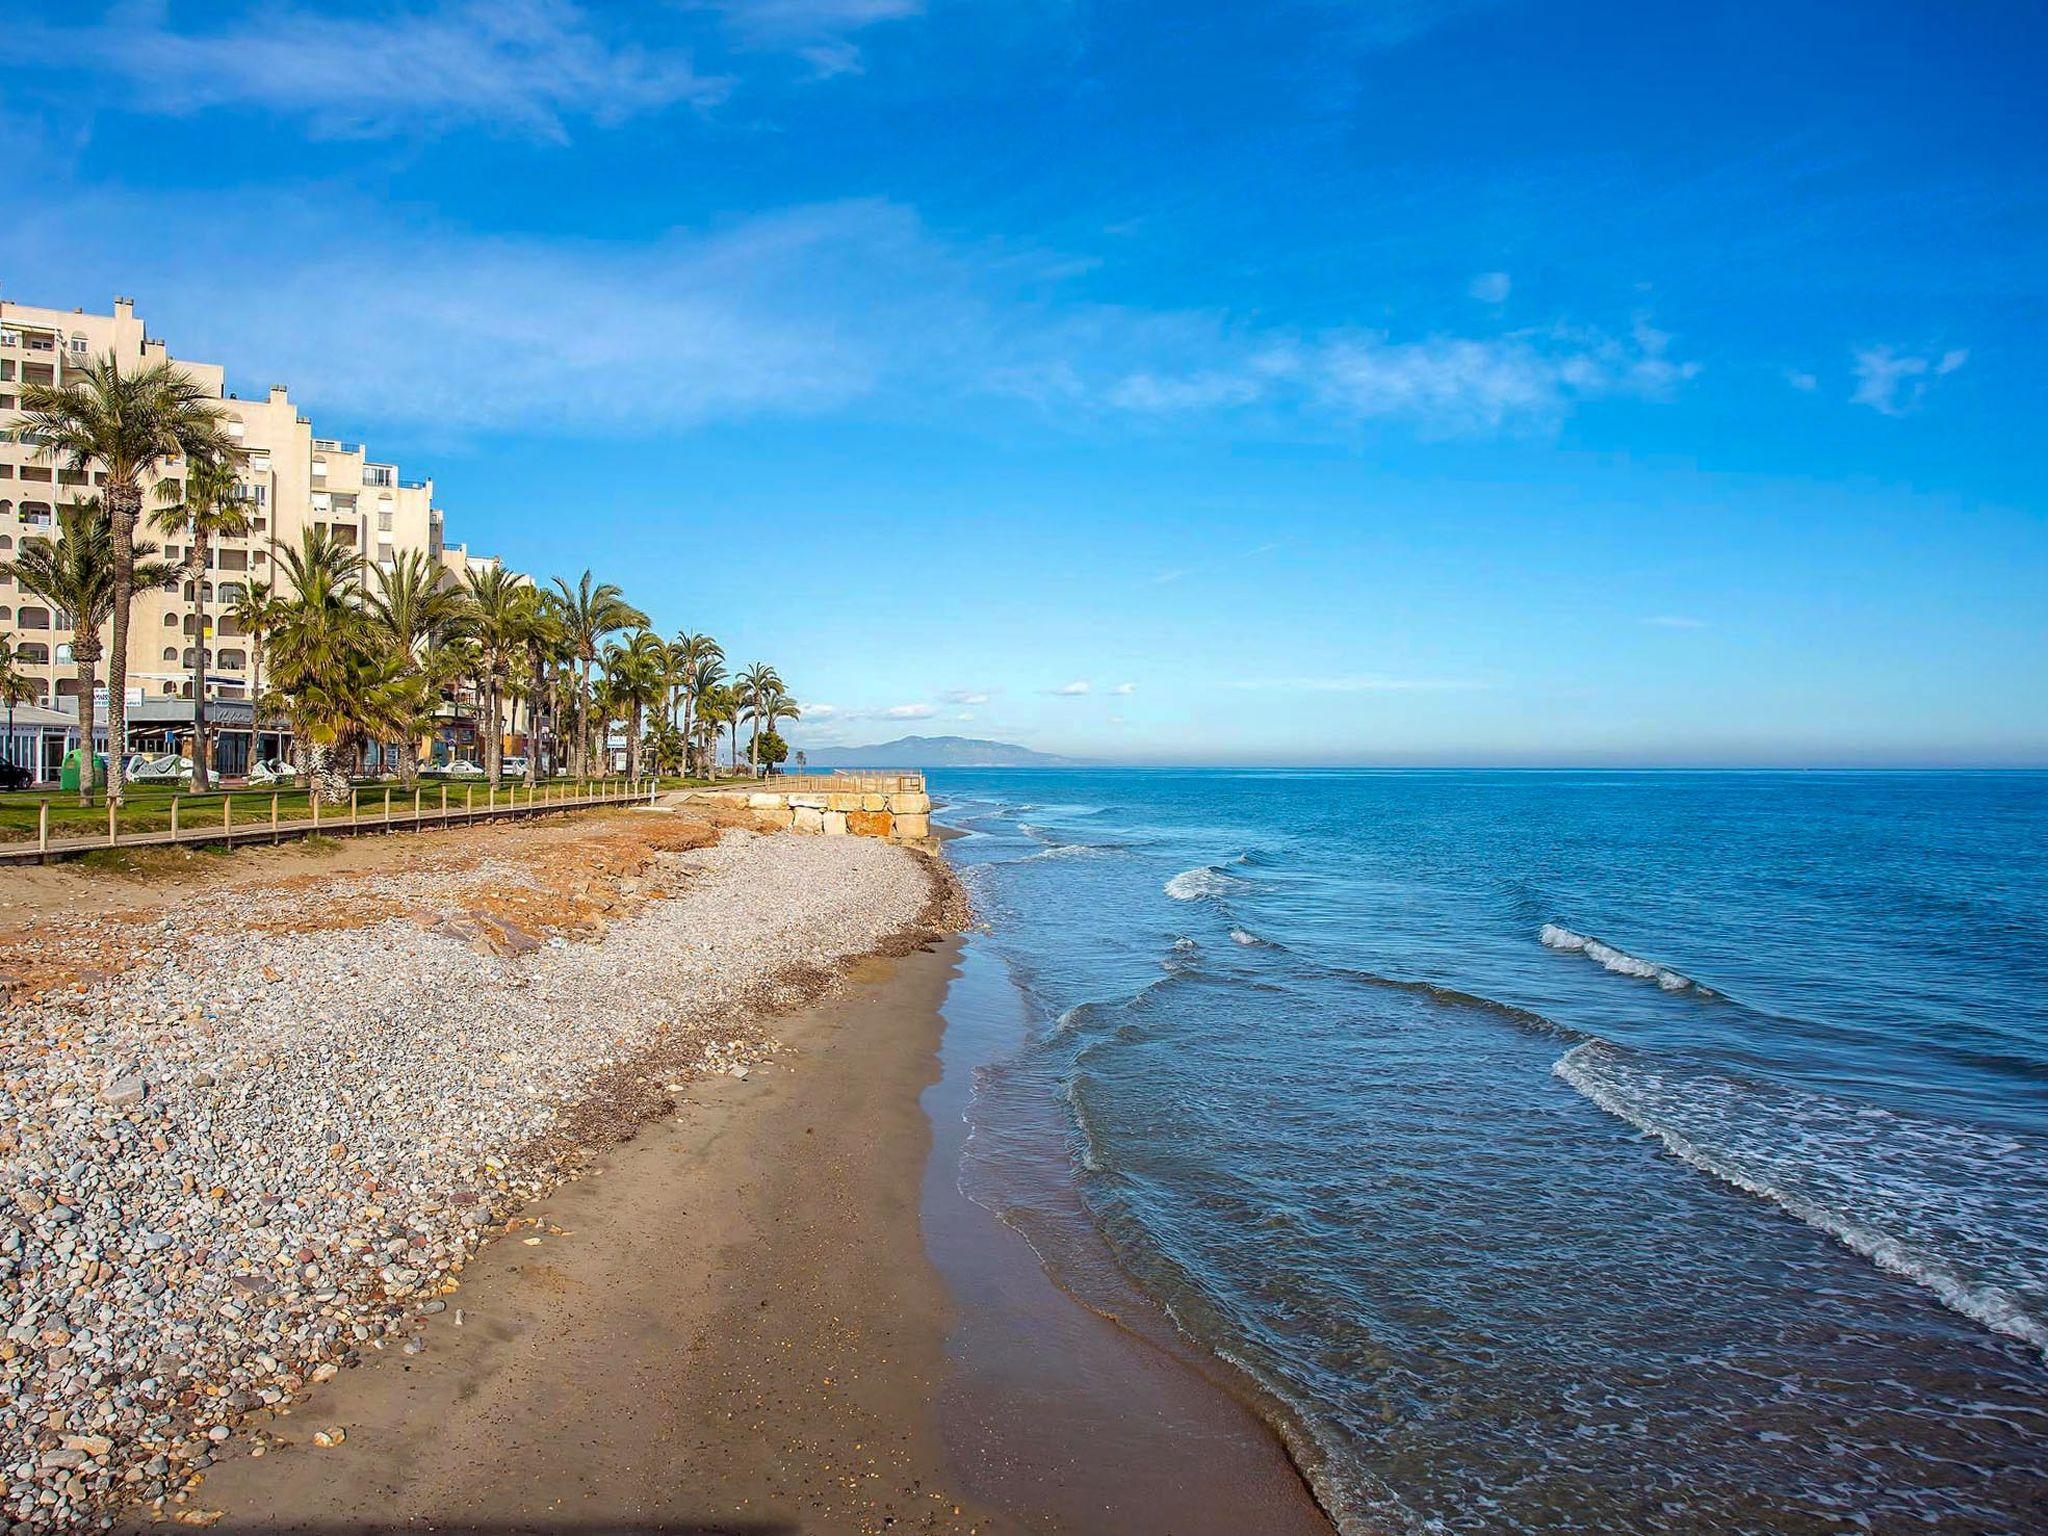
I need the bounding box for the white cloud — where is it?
[802,701,842,718]
[17,0,726,142]
[1645,615,1706,630]
[940,688,990,705]
[1785,369,1819,392]
[1850,344,1967,416]
[1053,680,1092,696]
[1468,271,1511,304]
[953,711,976,721]
[884,702,936,718]
[711,0,923,76]
[1112,681,1137,694]
[1100,318,1697,437]
[1225,675,1491,693]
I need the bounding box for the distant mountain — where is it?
[796,735,1079,768]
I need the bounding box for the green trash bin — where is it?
[60,748,106,792]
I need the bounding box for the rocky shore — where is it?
[0,817,956,1530]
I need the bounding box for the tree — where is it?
[601,629,667,782]
[17,354,235,802]
[224,579,282,763]
[737,661,782,775]
[759,684,801,769]
[264,528,382,804]
[2,634,41,772]
[549,571,646,779]
[757,729,789,769]
[366,551,469,785]
[1,502,177,805]
[686,654,727,778]
[151,450,251,790]
[461,565,528,786]
[670,630,722,775]
[513,588,567,787]
[697,684,737,776]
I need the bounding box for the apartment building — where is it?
[0,293,496,776]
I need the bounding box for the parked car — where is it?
[425,759,485,780]
[0,760,34,791]
[125,753,194,785]
[500,756,530,780]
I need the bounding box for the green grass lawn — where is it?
[0,776,663,842]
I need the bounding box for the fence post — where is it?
[271,793,279,845]
[414,787,422,831]
[38,801,49,859]
[383,786,392,830]
[312,792,320,833]
[222,794,232,848]
[170,793,180,841]
[350,788,358,829]
[465,785,473,821]
[488,784,496,818]
[441,784,449,825]
[108,798,117,847]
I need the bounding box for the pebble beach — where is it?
[0,814,949,1530]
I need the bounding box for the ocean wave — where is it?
[1165,865,1249,901]
[1555,1041,2048,1357]
[1540,923,1700,993]
[1229,927,1280,948]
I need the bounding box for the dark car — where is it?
[0,760,34,791]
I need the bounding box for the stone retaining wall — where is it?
[686,788,933,843]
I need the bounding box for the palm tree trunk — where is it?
[104,477,139,805]
[188,536,211,791]
[249,641,264,766]
[576,658,592,779]
[74,655,99,808]
[527,653,544,788]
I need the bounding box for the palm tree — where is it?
[16,354,235,802]
[685,653,727,778]
[150,450,250,790]
[2,633,40,774]
[224,579,282,764]
[670,630,722,776]
[2,502,177,805]
[368,552,467,782]
[265,527,376,804]
[549,571,646,780]
[514,589,568,787]
[602,630,668,782]
[759,685,802,774]
[737,661,782,776]
[696,684,736,777]
[462,566,528,786]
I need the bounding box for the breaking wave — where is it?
[1165,865,1248,902]
[1556,1040,2048,1356]
[1540,923,1701,992]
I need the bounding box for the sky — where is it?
[0,0,2043,766]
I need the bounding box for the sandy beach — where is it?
[3,810,1332,1534]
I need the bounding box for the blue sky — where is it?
[2,0,2043,764]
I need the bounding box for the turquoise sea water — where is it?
[931,769,2048,1536]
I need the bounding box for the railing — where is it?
[698,770,925,795]
[1,778,655,865]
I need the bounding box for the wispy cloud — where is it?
[1850,344,1968,416]
[1225,674,1492,693]
[711,0,923,77]
[1112,681,1137,695]
[883,702,936,718]
[940,688,991,705]
[1785,369,1819,393]
[1645,615,1706,629]
[1468,271,1512,304]
[1152,568,1191,585]
[1052,680,1092,696]
[16,0,726,142]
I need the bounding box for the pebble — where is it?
[0,832,930,1530]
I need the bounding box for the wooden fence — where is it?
[0,779,653,866]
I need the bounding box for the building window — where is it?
[378,507,394,532]
[15,642,47,664]
[163,647,178,662]
[17,605,49,630]
[163,612,179,628]
[218,650,246,670]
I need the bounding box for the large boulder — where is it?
[791,806,826,833]
[847,809,893,838]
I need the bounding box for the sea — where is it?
[929,768,2048,1536]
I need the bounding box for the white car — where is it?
[500,756,531,780]
[427,759,486,780]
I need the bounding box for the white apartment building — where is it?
[0,293,496,776]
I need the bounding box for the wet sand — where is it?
[172,934,1334,1535]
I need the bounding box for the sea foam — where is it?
[1555,1040,2048,1357]
[1165,865,1246,902]
[1540,923,1696,992]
